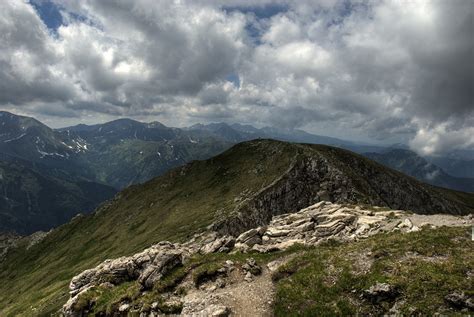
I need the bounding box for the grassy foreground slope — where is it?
[66,226,473,316]
[274,226,473,316]
[0,140,473,316]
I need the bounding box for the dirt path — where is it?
[182,266,275,316]
[181,255,301,316]
[218,268,275,317]
[407,214,472,227]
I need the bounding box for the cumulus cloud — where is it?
[409,121,474,156]
[0,0,472,155]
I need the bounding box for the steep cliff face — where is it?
[213,155,359,236]
[214,144,472,236]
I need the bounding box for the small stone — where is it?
[363,282,399,303]
[207,285,217,292]
[445,291,474,310]
[99,282,114,289]
[246,258,257,266]
[119,303,130,312]
[355,224,370,235]
[408,225,420,232]
[211,305,230,317]
[267,260,282,272]
[215,278,226,288]
[398,218,413,229]
[244,272,253,282]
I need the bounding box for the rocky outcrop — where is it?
[199,235,235,254]
[213,157,361,236]
[63,242,189,315]
[68,242,186,297]
[233,201,405,253]
[62,201,472,316]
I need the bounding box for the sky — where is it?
[0,0,472,154]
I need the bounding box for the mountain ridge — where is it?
[1,139,472,315]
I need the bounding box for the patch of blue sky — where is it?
[29,0,63,33]
[223,3,288,19]
[224,3,289,44]
[29,0,100,35]
[225,73,241,88]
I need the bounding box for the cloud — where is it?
[409,120,474,156]
[0,0,472,154]
[0,0,75,105]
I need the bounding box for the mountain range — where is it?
[0,110,472,235]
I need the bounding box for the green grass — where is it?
[273,226,473,316]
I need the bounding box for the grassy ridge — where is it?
[0,140,296,316]
[0,140,472,316]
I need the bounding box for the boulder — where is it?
[314,218,352,237]
[242,235,262,247]
[200,236,235,254]
[68,242,185,298]
[211,305,230,317]
[138,251,183,289]
[363,282,399,303]
[242,258,262,276]
[69,257,137,296]
[236,228,260,243]
[265,227,291,237]
[62,286,94,317]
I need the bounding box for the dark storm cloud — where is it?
[0,0,472,154]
